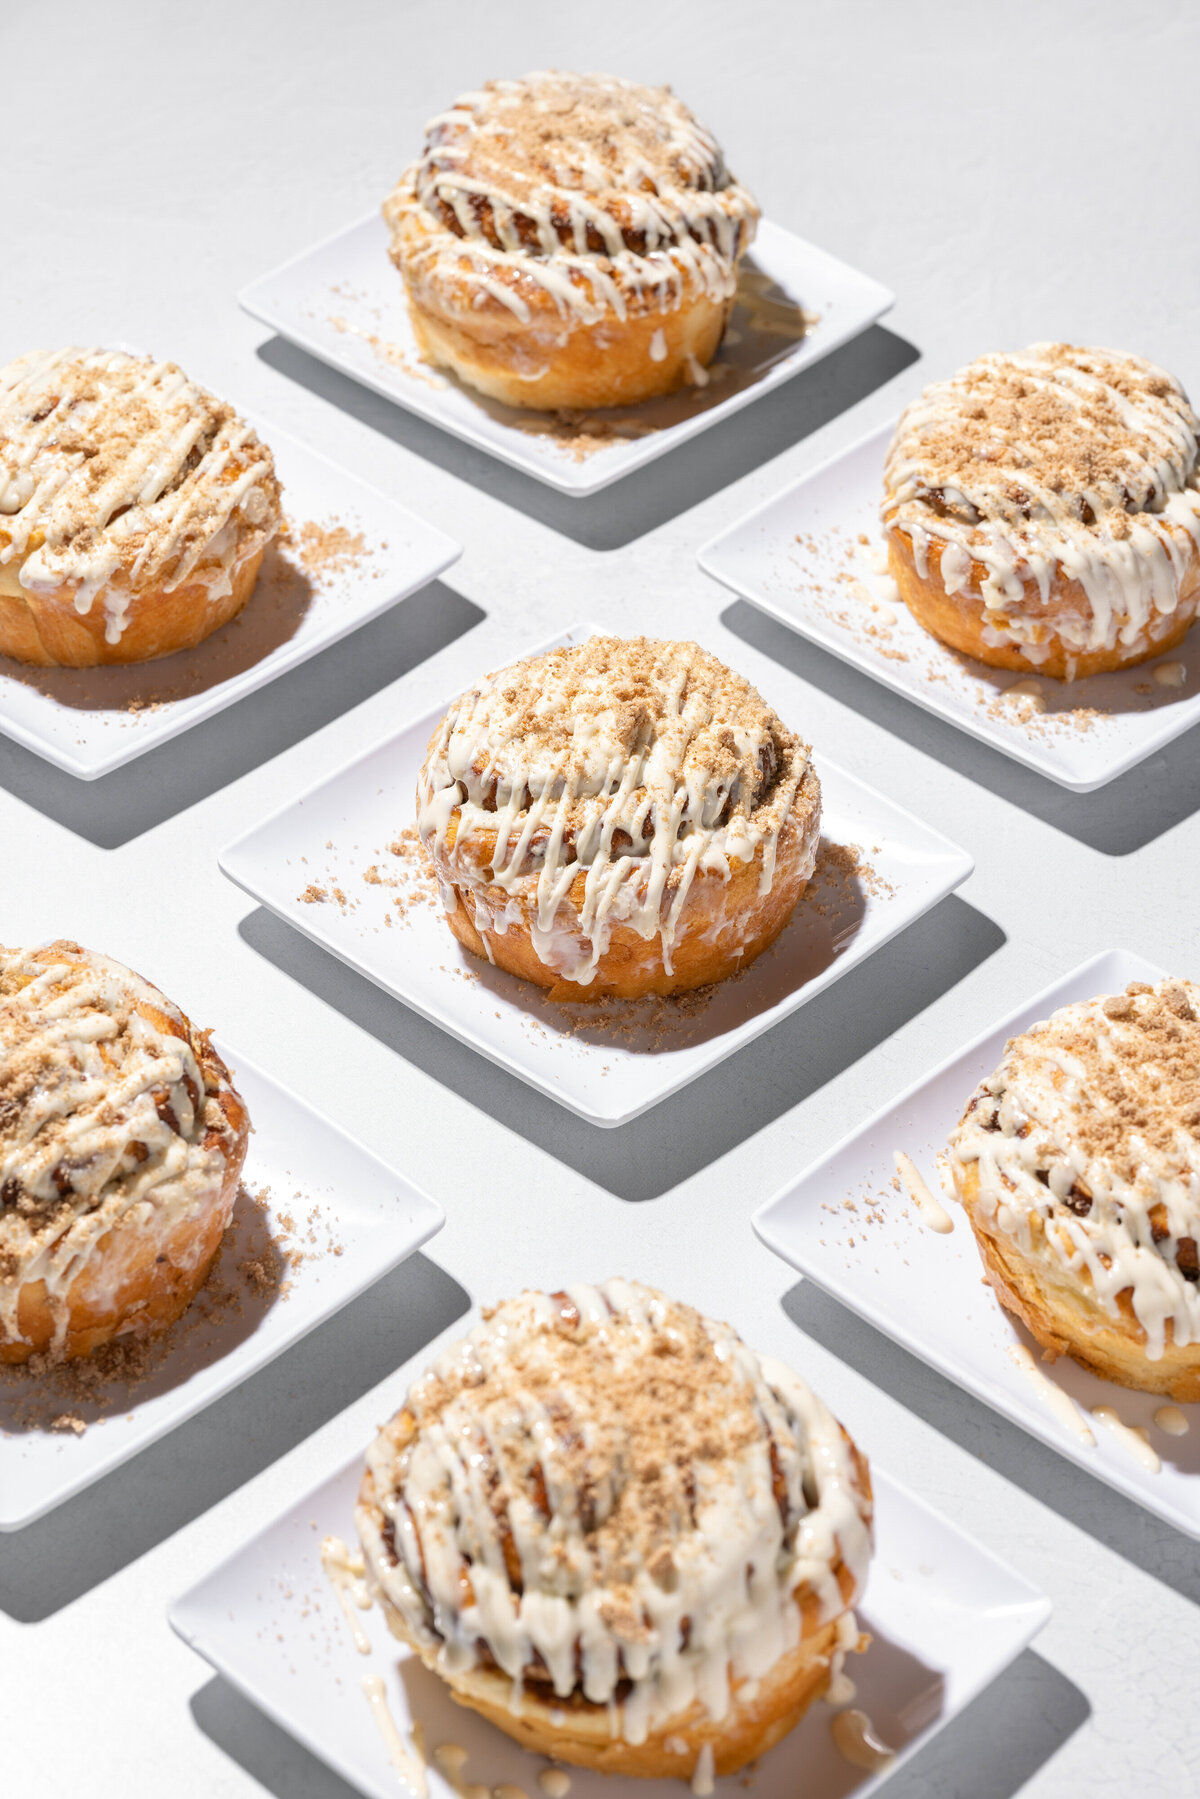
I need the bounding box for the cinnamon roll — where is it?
[947,978,1200,1398]
[882,344,1200,679]
[0,942,249,1363]
[383,72,759,411]
[0,347,282,666]
[356,1280,873,1780]
[415,636,821,999]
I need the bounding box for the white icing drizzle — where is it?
[432,1743,489,1799]
[830,1709,895,1772]
[893,1151,954,1233]
[321,1535,374,1655]
[383,73,757,344]
[883,345,1200,662]
[690,1742,715,1795]
[433,1746,469,1780]
[0,942,242,1357]
[416,638,818,988]
[0,348,280,643]
[1005,1344,1097,1446]
[362,1675,428,1795]
[1002,678,1046,712]
[950,980,1200,1362]
[822,1607,862,1704]
[1091,1406,1161,1472]
[851,538,900,623]
[357,1281,872,1748]
[1154,1404,1189,1436]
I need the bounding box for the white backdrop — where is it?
[4,1,1199,1794]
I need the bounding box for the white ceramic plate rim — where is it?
[751,946,1200,1538]
[218,625,974,1127]
[0,416,462,780]
[238,212,895,497]
[0,1037,444,1530]
[697,419,1200,793]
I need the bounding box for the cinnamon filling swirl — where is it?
[0,347,281,658]
[357,1281,872,1750]
[414,72,754,278]
[416,637,819,993]
[883,344,1200,674]
[383,74,759,411]
[0,941,249,1361]
[948,978,1200,1393]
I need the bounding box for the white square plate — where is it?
[238,213,894,497]
[0,418,461,779]
[698,423,1200,792]
[218,626,973,1127]
[169,1444,1049,1799]
[0,1040,443,1530]
[754,949,1200,1538]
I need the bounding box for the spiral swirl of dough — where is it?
[385,71,758,331]
[0,347,281,646]
[882,343,1200,662]
[416,636,817,986]
[0,941,247,1355]
[357,1281,871,1745]
[949,978,1200,1360]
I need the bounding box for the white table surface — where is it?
[4,2,1198,1795]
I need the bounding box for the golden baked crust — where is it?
[882,344,1200,680]
[415,636,821,999]
[0,348,282,666]
[946,978,1200,1398]
[383,72,759,412]
[356,1281,873,1779]
[0,540,266,668]
[887,527,1198,681]
[0,941,250,1363]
